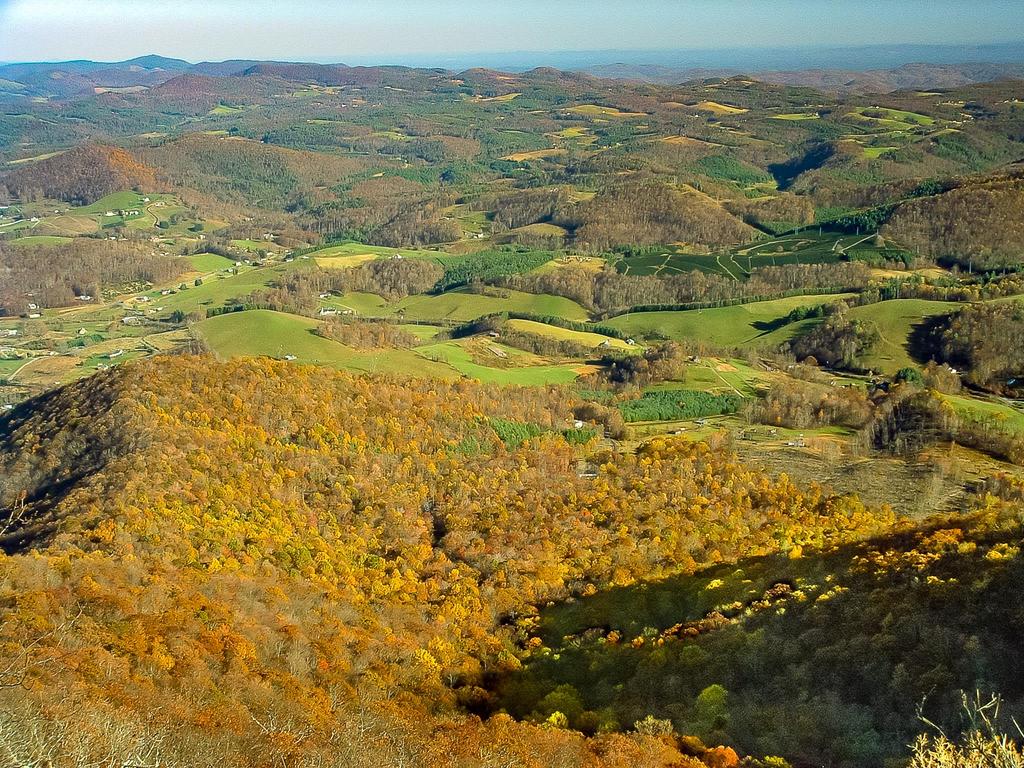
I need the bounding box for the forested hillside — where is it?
[0,356,897,766]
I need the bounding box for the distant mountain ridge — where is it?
[2,53,1024,100]
[581,61,1024,93]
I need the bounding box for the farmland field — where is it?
[846,298,959,373]
[197,309,457,377]
[506,319,636,350]
[415,340,586,385]
[392,287,590,323]
[606,293,853,347]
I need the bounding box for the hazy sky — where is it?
[1,0,1023,64]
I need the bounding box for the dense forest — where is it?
[0,356,898,767]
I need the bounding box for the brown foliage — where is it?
[1,144,157,205]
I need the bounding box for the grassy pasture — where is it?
[9,235,72,247]
[846,299,959,374]
[692,101,748,115]
[502,148,565,162]
[74,191,151,215]
[605,294,853,348]
[856,106,936,126]
[306,241,446,263]
[614,232,876,278]
[941,393,1024,434]
[187,253,236,272]
[209,104,245,115]
[415,340,585,385]
[315,253,380,270]
[141,261,304,317]
[863,146,899,159]
[506,319,636,351]
[392,287,590,323]
[567,105,647,118]
[197,309,458,378]
[771,112,820,121]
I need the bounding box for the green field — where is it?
[74,191,152,215]
[306,241,447,263]
[506,319,635,350]
[188,253,236,272]
[614,231,901,278]
[392,288,590,323]
[605,294,853,348]
[196,309,457,377]
[942,393,1024,434]
[846,299,959,374]
[230,239,278,251]
[8,235,73,247]
[322,292,391,316]
[415,340,583,385]
[139,262,306,316]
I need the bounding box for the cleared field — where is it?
[506,319,635,350]
[415,340,584,385]
[197,309,457,378]
[473,92,520,102]
[209,104,244,115]
[188,253,236,272]
[692,101,748,115]
[37,215,100,235]
[393,287,590,323]
[549,126,597,144]
[323,292,390,316]
[863,146,899,158]
[74,191,151,215]
[306,241,445,262]
[942,393,1024,433]
[567,104,647,118]
[501,148,565,162]
[315,253,379,270]
[9,235,73,247]
[854,106,935,126]
[771,113,820,121]
[531,255,606,275]
[142,262,304,316]
[605,294,853,348]
[846,299,959,373]
[660,134,720,146]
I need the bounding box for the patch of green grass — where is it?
[771,112,820,121]
[307,241,446,263]
[145,262,305,316]
[942,393,1024,434]
[393,288,590,323]
[8,235,73,247]
[415,340,583,385]
[846,299,959,374]
[230,239,277,251]
[73,191,150,215]
[506,319,635,350]
[188,253,236,272]
[864,147,897,159]
[196,309,458,378]
[605,294,853,348]
[209,103,245,115]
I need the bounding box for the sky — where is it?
[1,0,1023,67]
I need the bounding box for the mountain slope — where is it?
[0,355,895,766]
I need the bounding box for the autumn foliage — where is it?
[0,356,898,766]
